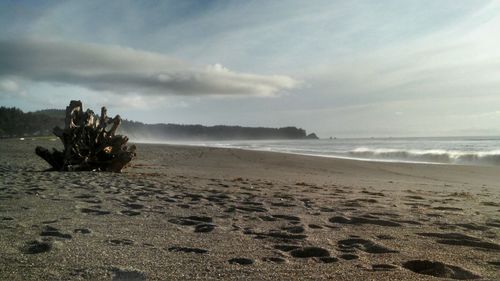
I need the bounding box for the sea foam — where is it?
[348,147,500,165]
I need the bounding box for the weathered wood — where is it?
[35,100,136,172]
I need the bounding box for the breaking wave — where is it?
[348,147,500,165]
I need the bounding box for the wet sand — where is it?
[0,139,499,280]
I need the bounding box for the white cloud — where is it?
[0,38,299,97]
[0,78,26,97]
[0,79,19,92]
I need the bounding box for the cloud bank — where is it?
[0,39,298,97]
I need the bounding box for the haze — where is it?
[1,0,499,138]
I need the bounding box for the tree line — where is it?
[0,106,318,140]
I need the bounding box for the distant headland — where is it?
[0,107,319,140]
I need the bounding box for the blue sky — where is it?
[1,0,499,137]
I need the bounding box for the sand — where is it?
[0,139,499,280]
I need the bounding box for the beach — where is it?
[0,139,499,280]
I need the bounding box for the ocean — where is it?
[167,136,500,166]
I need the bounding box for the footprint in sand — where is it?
[41,219,58,224]
[281,225,305,234]
[228,257,254,265]
[169,216,212,225]
[289,247,330,258]
[274,244,300,252]
[330,216,401,227]
[123,203,145,210]
[262,257,287,263]
[82,198,102,204]
[111,267,146,281]
[455,223,489,231]
[272,215,301,222]
[417,232,500,251]
[80,207,111,216]
[288,247,338,263]
[406,195,425,200]
[318,257,339,263]
[206,193,232,203]
[259,215,277,222]
[338,238,398,254]
[74,228,92,234]
[376,234,395,240]
[69,268,92,279]
[361,190,385,197]
[271,202,297,207]
[481,201,500,207]
[339,254,359,260]
[25,187,46,195]
[169,216,217,233]
[319,207,336,213]
[168,246,208,254]
[20,240,52,254]
[40,225,72,239]
[227,205,268,213]
[108,238,135,246]
[432,206,463,211]
[486,219,500,228]
[402,260,481,280]
[487,261,500,267]
[194,224,216,233]
[372,264,399,271]
[74,194,96,200]
[308,224,323,229]
[245,229,307,241]
[121,210,141,216]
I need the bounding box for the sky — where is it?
[1,0,500,138]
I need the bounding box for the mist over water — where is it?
[137,136,500,166]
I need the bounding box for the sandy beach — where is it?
[0,139,499,280]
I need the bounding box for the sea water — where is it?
[186,136,500,166]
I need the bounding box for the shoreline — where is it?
[132,139,500,168]
[7,136,500,167]
[135,140,449,166]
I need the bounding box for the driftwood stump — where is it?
[35,100,136,172]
